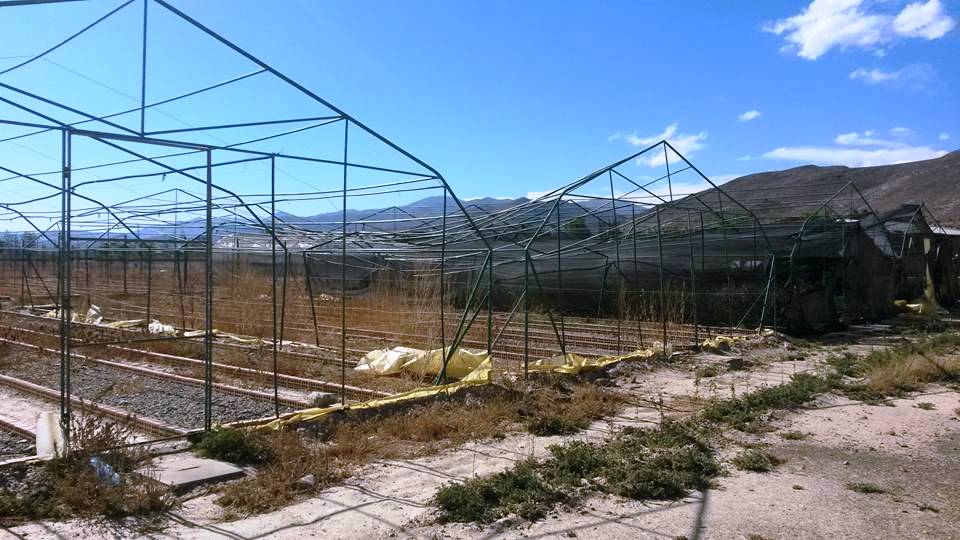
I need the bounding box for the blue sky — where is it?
[0,0,957,209]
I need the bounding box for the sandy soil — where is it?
[416,387,960,540]
[3,333,959,540]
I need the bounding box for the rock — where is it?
[726,357,747,370]
[307,391,337,408]
[295,474,316,489]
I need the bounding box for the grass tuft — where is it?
[192,427,272,465]
[730,450,784,472]
[701,373,832,432]
[846,482,886,494]
[434,419,718,524]
[0,408,173,525]
[435,461,566,524]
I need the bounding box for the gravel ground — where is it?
[0,430,34,460]
[1,355,294,431]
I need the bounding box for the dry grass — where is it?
[50,408,172,519]
[217,430,344,518]
[208,380,625,517]
[837,333,960,401]
[0,408,173,524]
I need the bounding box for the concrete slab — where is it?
[140,453,244,493]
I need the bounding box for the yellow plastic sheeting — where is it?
[894,239,946,317]
[263,348,653,430]
[355,346,490,380]
[527,349,656,375]
[701,335,741,352]
[262,361,493,430]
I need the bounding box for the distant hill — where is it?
[68,151,960,243]
[710,151,960,226]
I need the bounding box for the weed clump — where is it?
[525,415,586,436]
[846,482,886,494]
[695,365,722,379]
[701,373,832,431]
[216,430,343,517]
[778,430,808,441]
[0,409,172,526]
[435,461,566,524]
[837,333,960,401]
[192,427,272,465]
[730,450,784,472]
[601,421,720,500]
[521,383,623,436]
[434,420,719,524]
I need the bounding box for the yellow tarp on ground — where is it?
[354,346,490,380]
[527,349,656,374]
[701,335,740,351]
[262,359,494,429]
[263,347,656,430]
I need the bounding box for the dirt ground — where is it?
[3,330,959,540]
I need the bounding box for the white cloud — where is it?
[894,0,956,39]
[612,123,708,168]
[737,110,762,122]
[737,155,753,161]
[763,145,946,167]
[940,132,951,141]
[834,130,904,148]
[890,126,913,137]
[765,0,956,60]
[849,63,936,89]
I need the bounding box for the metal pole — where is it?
[145,247,152,322]
[523,252,529,378]
[271,155,279,417]
[59,128,72,446]
[440,191,446,354]
[84,248,90,306]
[686,211,698,346]
[303,252,321,349]
[279,248,289,359]
[340,120,348,406]
[664,142,674,203]
[556,203,565,350]
[610,171,622,354]
[656,206,667,348]
[203,149,213,431]
[122,238,128,294]
[632,203,642,347]
[487,249,493,354]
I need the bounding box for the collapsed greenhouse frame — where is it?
[0,0,956,449]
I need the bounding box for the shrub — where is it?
[435,461,565,524]
[193,427,271,465]
[434,420,720,524]
[730,450,784,472]
[702,373,832,431]
[525,414,586,436]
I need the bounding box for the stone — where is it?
[139,453,244,494]
[307,391,337,408]
[296,474,316,489]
